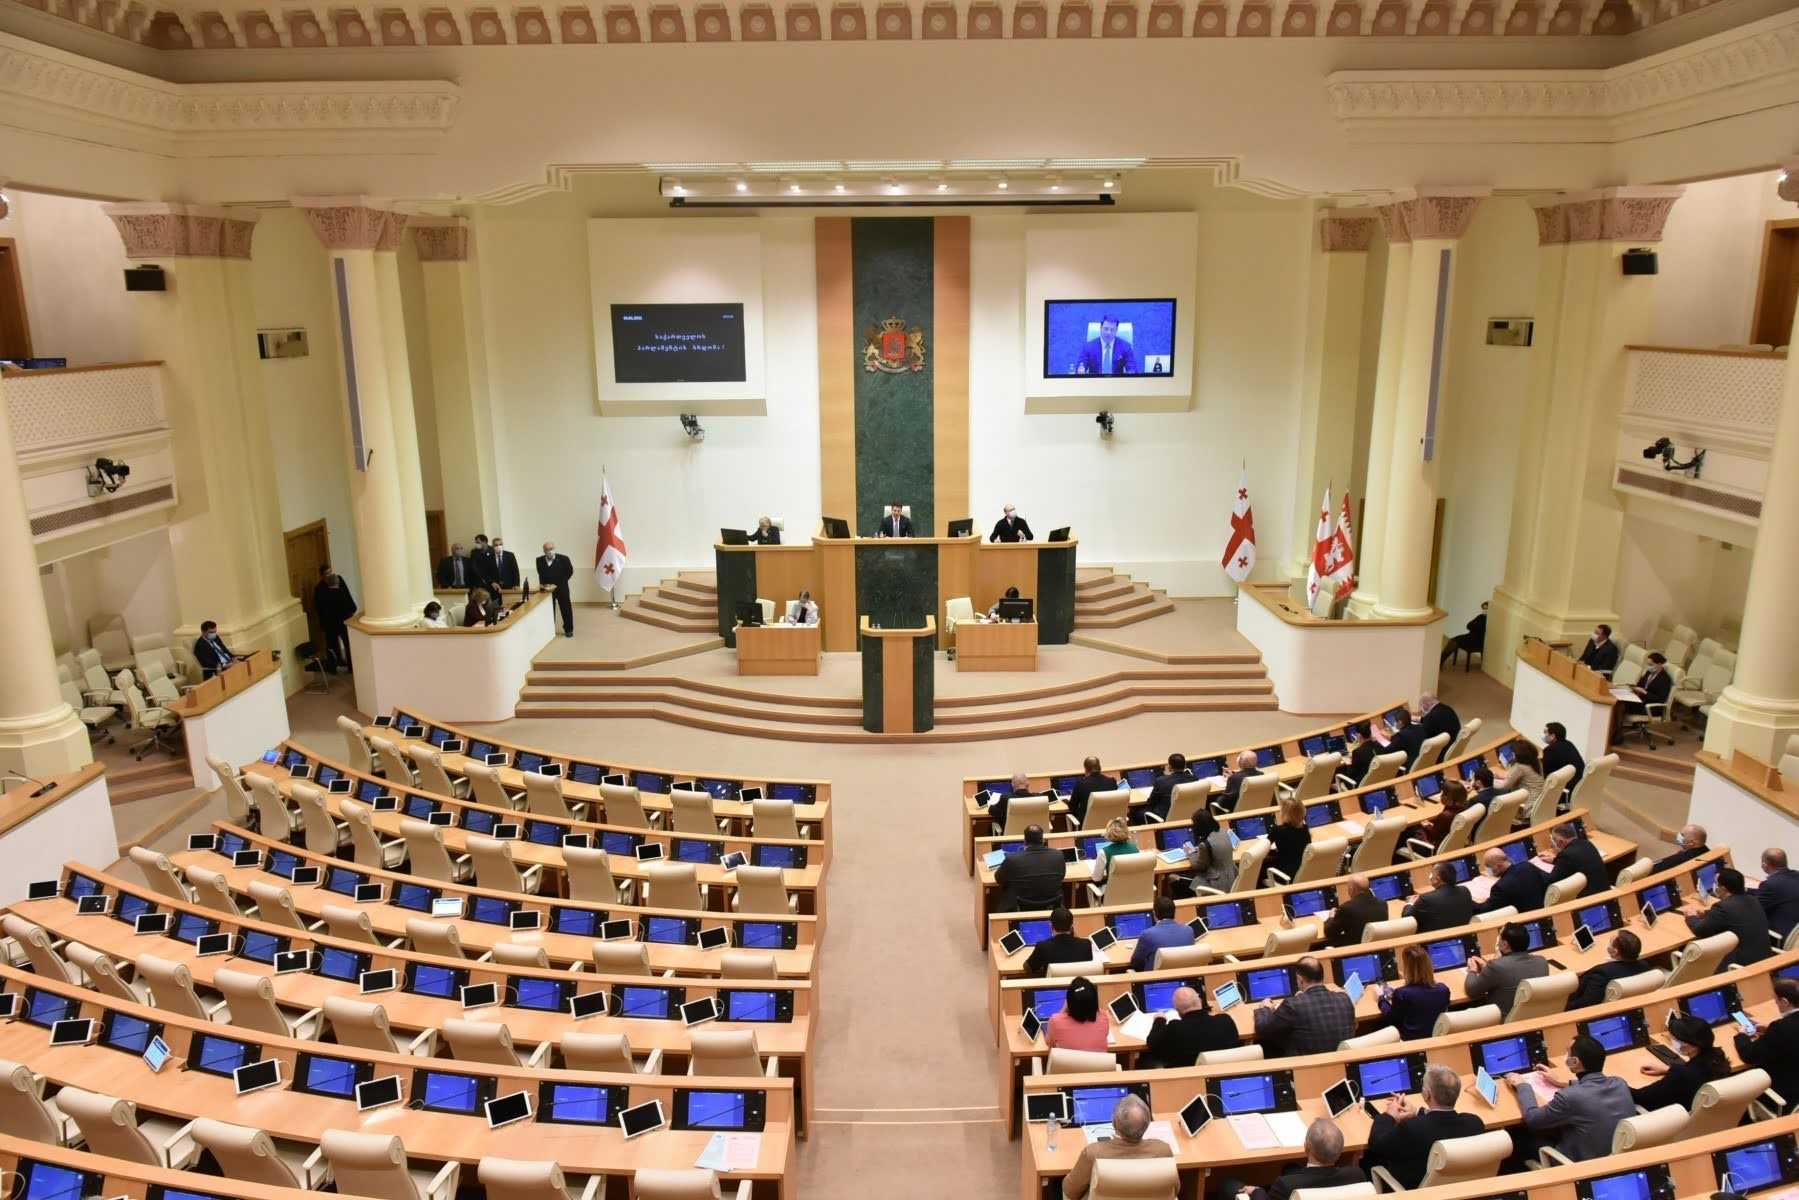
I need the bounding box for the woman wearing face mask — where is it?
[1630,1012,1729,1111]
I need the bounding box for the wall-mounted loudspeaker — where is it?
[123,265,166,292]
[1621,248,1658,276]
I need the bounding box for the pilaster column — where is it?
[1484,186,1684,687]
[1346,204,1411,618]
[102,203,309,690]
[1284,210,1375,580]
[0,380,90,775]
[1373,188,1488,620]
[410,217,502,542]
[1704,164,1799,762]
[295,197,431,627]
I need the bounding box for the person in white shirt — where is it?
[418,601,447,629]
[788,590,820,626]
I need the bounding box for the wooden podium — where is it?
[955,619,1038,671]
[860,617,935,734]
[736,623,822,676]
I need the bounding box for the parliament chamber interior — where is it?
[1,1,1798,1195]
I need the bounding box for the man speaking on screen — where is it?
[1076,315,1136,376]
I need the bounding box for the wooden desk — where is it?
[860,616,936,734]
[1237,583,1448,715]
[172,650,289,790]
[955,619,1038,671]
[0,764,113,907]
[1511,642,1617,771]
[736,623,821,676]
[347,592,555,723]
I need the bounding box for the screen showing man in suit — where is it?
[1044,299,1176,379]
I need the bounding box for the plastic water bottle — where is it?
[1046,1116,1059,1152]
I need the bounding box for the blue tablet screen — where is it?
[1071,1084,1132,1125]
[619,987,672,1018]
[726,991,779,1022]
[1213,1075,1278,1115]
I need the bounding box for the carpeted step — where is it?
[639,590,715,620]
[1075,583,1164,617]
[1074,578,1134,602]
[107,760,195,805]
[1075,596,1176,628]
[676,572,717,593]
[619,602,715,634]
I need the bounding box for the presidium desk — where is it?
[714,529,1077,655]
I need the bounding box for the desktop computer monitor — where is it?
[820,516,851,538]
[947,518,974,538]
[736,602,764,627]
[996,597,1035,622]
[719,528,749,545]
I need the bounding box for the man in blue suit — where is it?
[1076,316,1136,376]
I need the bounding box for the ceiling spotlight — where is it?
[734,180,748,193]
[886,182,902,195]
[789,183,801,193]
[936,182,949,193]
[670,182,686,195]
[997,179,1009,190]
[834,182,846,194]
[1048,182,1061,192]
[1103,178,1115,190]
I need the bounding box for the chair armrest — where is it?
[1029,1057,1043,1076]
[405,1027,440,1056]
[1370,1166,1402,1194]
[1275,782,1296,801]
[1332,774,1355,792]
[727,1180,753,1200]
[1403,837,1436,857]
[577,1176,603,1200]
[1539,1147,1575,1168]
[160,1118,202,1170]
[639,1048,665,1075]
[474,950,494,963]
[425,1159,461,1200]
[290,1006,325,1041]
[1754,1087,1790,1121]
[1221,954,1240,964]
[1193,886,1223,897]
[763,1055,780,1078]
[299,1145,331,1190]
[203,998,228,1019]
[54,1108,78,1147]
[1266,868,1290,885]
[524,1040,553,1069]
[1084,883,1106,904]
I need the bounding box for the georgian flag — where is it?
[1305,485,1334,606]
[594,475,627,593]
[1221,468,1257,583]
[1323,491,1358,600]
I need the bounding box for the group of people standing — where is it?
[433,533,576,637]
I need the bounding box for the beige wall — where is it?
[37,527,180,654]
[1651,169,1791,348]
[0,189,143,366]
[395,240,445,515]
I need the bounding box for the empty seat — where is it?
[560,1031,662,1075]
[190,1118,326,1189]
[563,846,631,905]
[478,1156,600,1200]
[644,862,706,911]
[408,743,468,799]
[136,954,222,1021]
[468,763,524,811]
[320,1128,460,1200]
[468,835,544,894]
[207,755,256,828]
[491,943,554,969]
[54,1086,198,1169]
[337,715,374,774]
[523,771,581,820]
[247,881,310,931]
[292,782,350,855]
[324,994,437,1056]
[320,903,386,946]
[633,1169,750,1200]
[3,915,75,983]
[128,846,191,902]
[185,864,242,916]
[672,789,724,836]
[0,1059,70,1146]
[62,943,143,1004]
[1506,971,1578,1022]
[215,966,323,1039]
[1263,923,1321,957]
[593,941,653,977]
[400,818,472,883]
[1339,1026,1402,1052]
[248,775,300,842]
[443,1017,550,1068]
[600,782,656,829]
[720,952,778,979]
[405,918,472,960]
[687,1029,775,1078]
[342,798,406,868]
[1432,1005,1501,1037]
[369,736,417,785]
[731,865,795,915]
[751,799,801,841]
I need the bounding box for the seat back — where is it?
[216,967,293,1036]
[136,954,210,1020]
[1436,803,1486,857]
[1420,1130,1514,1189]
[1310,585,1340,620]
[404,918,468,960]
[733,865,791,915]
[185,864,241,916]
[1169,780,1213,823]
[369,736,413,783]
[1474,789,1528,844]
[467,834,528,892]
[1350,814,1408,872]
[325,995,399,1053]
[477,1156,572,1200]
[944,597,973,632]
[1153,944,1213,971]
[559,1031,636,1073]
[1046,959,1106,979]
[444,1017,525,1066]
[1090,1157,1180,1200]
[336,716,374,773]
[1506,971,1578,1021]
[1290,836,1347,884]
[721,952,778,979]
[688,1029,763,1077]
[128,846,190,903]
[1002,796,1050,837]
[1360,752,1407,790]
[561,846,621,904]
[1614,856,1654,887]
[247,881,308,930]
[62,943,136,1004]
[400,818,461,883]
[1045,1048,1118,1073]
[1613,658,1644,688]
[1230,840,1271,892]
[1444,718,1480,763]
[1081,788,1131,831]
[1195,1045,1264,1065]
[523,772,571,819]
[341,799,389,868]
[1603,968,1667,1003]
[1234,773,1279,813]
[248,775,296,839]
[671,790,718,836]
[55,1088,158,1165]
[0,1060,64,1146]
[1340,1026,1402,1051]
[645,862,704,911]
[751,799,800,841]
[1432,1005,1501,1036]
[321,1128,422,1200]
[1527,764,1578,825]
[592,941,652,977]
[468,764,517,811]
[1361,916,1416,944]
[1687,1068,1772,1136]
[290,782,340,855]
[207,757,255,827]
[1264,923,1321,957]
[491,944,551,969]
[190,1118,302,1188]
[1543,872,1587,908]
[1665,637,1694,668]
[321,903,382,946]
[1292,754,1343,802]
[3,915,74,984]
[1415,732,1451,769]
[1666,931,1738,987]
[1612,1104,1688,1153]
[1288,1188,1375,1200]
[408,744,460,799]
[633,1169,723,1200]
[599,783,651,829]
[1101,851,1156,907]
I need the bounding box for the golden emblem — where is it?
[863,316,926,373]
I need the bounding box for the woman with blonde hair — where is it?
[1265,792,1312,884]
[1088,817,1142,896]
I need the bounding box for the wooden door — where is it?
[0,239,32,361]
[425,509,447,571]
[1751,220,1799,348]
[284,520,330,649]
[1427,497,1446,607]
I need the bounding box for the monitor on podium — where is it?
[821,516,851,538]
[719,527,749,545]
[947,518,974,538]
[1048,526,1072,542]
[996,597,1034,623]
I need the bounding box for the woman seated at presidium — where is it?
[986,586,1023,620]
[461,587,508,628]
[747,516,781,545]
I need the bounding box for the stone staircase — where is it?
[1074,567,1173,629]
[106,758,195,805]
[620,572,716,634]
[1612,744,1698,792]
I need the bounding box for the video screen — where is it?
[1043,299,1176,379]
[611,304,746,383]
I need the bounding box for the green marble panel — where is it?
[713,549,757,648]
[1035,545,1078,645]
[860,631,884,733]
[856,544,937,632]
[851,217,934,536]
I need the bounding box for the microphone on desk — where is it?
[0,772,56,799]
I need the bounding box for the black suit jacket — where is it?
[469,546,499,589]
[878,514,914,538]
[436,554,473,590]
[989,515,1034,543]
[1549,837,1608,897]
[1405,884,1475,933]
[1068,772,1119,826]
[1479,861,1549,914]
[1344,740,1378,787]
[1544,740,1586,793]
[1568,958,1656,1009]
[1219,767,1263,809]
[1365,1108,1487,1190]
[1387,724,1425,768]
[1578,638,1620,674]
[994,845,1066,911]
[1759,869,1799,939]
[1736,1010,1799,1108]
[1650,844,1706,874]
[1325,890,1388,948]
[1144,769,1196,822]
[493,550,521,589]
[1420,704,1461,748]
[1144,1010,1239,1069]
[1266,1165,1368,1200]
[1023,932,1094,978]
[313,580,357,625]
[747,527,781,545]
[536,553,574,592]
[1636,667,1673,706]
[192,634,235,676]
[1687,892,1773,967]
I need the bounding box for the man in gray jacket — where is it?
[1462,923,1549,1017]
[1506,1034,1634,1165]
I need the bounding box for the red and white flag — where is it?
[1324,492,1358,600]
[1221,468,1257,583]
[594,475,627,593]
[1305,485,1333,605]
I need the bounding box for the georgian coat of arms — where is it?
[863,316,926,373]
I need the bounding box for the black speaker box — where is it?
[1621,249,1658,276]
[124,265,167,292]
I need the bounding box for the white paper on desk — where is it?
[1266,1111,1310,1148]
[1610,687,1640,702]
[695,1134,730,1170]
[1529,854,1556,873]
[1227,1113,1280,1150]
[1118,1010,1158,1041]
[1083,1123,1116,1143]
[1159,847,1189,865]
[1145,1120,1178,1151]
[708,1133,761,1170]
[1464,873,1498,904]
[1339,818,1367,838]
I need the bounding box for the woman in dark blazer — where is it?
[1378,944,1452,1040]
[1264,794,1312,884]
[462,588,500,627]
[1631,1013,1729,1111]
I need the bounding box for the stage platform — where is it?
[515,598,1278,743]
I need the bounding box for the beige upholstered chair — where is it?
[593,941,654,977]
[1089,849,1155,907]
[1046,959,1105,979]
[1566,755,1616,814]
[1615,857,1655,887]
[1042,1048,1119,1075]
[136,954,223,1020]
[468,763,523,811]
[190,1118,327,1189]
[320,1128,460,1200]
[468,834,544,894]
[1371,1130,1511,1191]
[1473,906,1518,925]
[564,845,634,905]
[1611,1104,1689,1153]
[1342,751,1405,793]
[337,715,375,774]
[404,918,473,961]
[248,775,301,843]
[208,755,256,827]
[1090,1157,1179,1200]
[1666,932,1738,987]
[324,995,437,1056]
[1686,1068,1774,1136]
[1413,732,1451,769]
[1432,1005,1501,1037]
[1402,803,1485,861]
[1263,922,1321,957]
[1604,968,1667,1002]
[1001,795,1051,837]
[600,782,657,829]
[1220,840,1270,894]
[0,1059,73,1146]
[1082,788,1131,831]
[1473,789,1528,843]
[63,943,144,1004]
[400,818,472,883]
[1168,780,1215,824]
[1506,971,1577,1022]
[1231,773,1278,814]
[408,743,468,799]
[672,789,725,836]
[320,903,387,947]
[751,799,802,841]
[1339,1026,1402,1052]
[215,966,323,1039]
[524,771,582,820]
[721,952,777,979]
[248,881,311,931]
[1290,1187,1376,1200]
[559,1031,662,1075]
[687,1030,776,1079]
[644,862,706,911]
[292,782,350,855]
[369,736,417,786]
[1153,944,1213,971]
[1444,718,1481,762]
[1360,916,1415,944]
[3,915,75,983]
[1279,753,1342,803]
[491,943,559,970]
[1196,1045,1264,1065]
[1523,764,1577,826]
[1349,815,1408,873]
[129,846,191,903]
[477,1156,601,1200]
[443,1017,551,1068]
[1271,837,1349,886]
[1542,873,1587,908]
[185,864,243,917]
[730,865,795,915]
[54,1086,199,1169]
[342,798,406,869]
[632,1168,751,1200]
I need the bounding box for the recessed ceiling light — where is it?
[789,183,801,193]
[834,183,846,193]
[936,182,949,193]
[1048,183,1061,192]
[887,183,902,194]
[671,182,686,195]
[1103,179,1115,189]
[997,180,1009,190]
[734,180,748,193]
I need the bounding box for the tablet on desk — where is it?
[49,1018,95,1047]
[358,969,397,995]
[25,880,59,900]
[1025,1091,1071,1124]
[1475,1066,1499,1106]
[133,912,170,937]
[0,993,16,1020]
[460,983,499,1009]
[439,738,465,755]
[998,930,1026,957]
[76,894,110,916]
[599,919,635,941]
[1178,1092,1212,1136]
[619,1099,666,1139]
[720,850,747,872]
[233,1058,281,1095]
[1214,980,1242,1011]
[372,794,400,813]
[1572,924,1596,953]
[680,997,721,1026]
[275,950,313,975]
[562,833,592,850]
[635,842,666,863]
[232,849,265,870]
[493,823,521,841]
[328,778,353,795]
[698,926,730,952]
[1021,1009,1043,1043]
[602,773,628,787]
[354,883,385,904]
[1107,993,1139,1023]
[509,909,541,931]
[289,866,321,887]
[187,833,216,851]
[1323,1079,1359,1118]
[196,933,235,957]
[357,1075,402,1111]
[142,1035,170,1073]
[484,752,510,767]
[570,990,610,1020]
[486,1091,532,1129]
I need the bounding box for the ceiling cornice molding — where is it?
[0,30,458,156]
[1325,7,1799,142]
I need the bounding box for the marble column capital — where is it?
[1374,202,1410,246]
[409,216,469,262]
[1528,185,1685,245]
[1319,211,1378,253]
[1392,188,1490,242]
[294,195,410,252]
[101,202,259,259]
